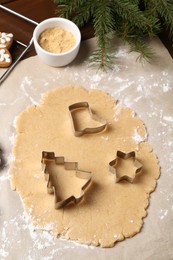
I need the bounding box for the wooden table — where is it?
[0,0,172,60]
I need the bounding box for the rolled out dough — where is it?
[10,86,160,247]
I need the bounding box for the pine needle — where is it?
[129,39,155,63]
[53,0,173,69]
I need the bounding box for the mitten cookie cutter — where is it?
[109,151,143,183]
[69,102,107,137]
[42,151,92,209]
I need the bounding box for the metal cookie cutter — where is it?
[109,151,143,183]
[69,102,107,137]
[42,151,92,209]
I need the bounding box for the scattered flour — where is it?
[0,40,173,258]
[132,127,147,144]
[115,48,128,58]
[159,209,168,220]
[162,83,171,92]
[0,210,91,260]
[163,116,173,123]
[20,76,39,105]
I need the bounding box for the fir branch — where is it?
[53,0,173,69]
[156,0,173,39]
[54,0,74,18]
[113,0,160,37]
[89,48,114,70]
[71,1,95,27]
[143,0,173,39]
[92,1,115,68]
[54,0,95,27]
[93,2,114,44]
[131,0,140,4]
[129,39,155,63]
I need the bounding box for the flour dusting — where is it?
[20,76,39,105]
[132,127,147,144]
[163,116,173,123]
[159,209,168,220]
[0,37,173,258]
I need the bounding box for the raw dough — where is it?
[10,86,160,247]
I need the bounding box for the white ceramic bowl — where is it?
[33,17,81,67]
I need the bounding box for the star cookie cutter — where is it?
[69,102,107,137]
[41,151,92,209]
[109,151,143,183]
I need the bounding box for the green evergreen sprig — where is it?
[53,0,173,69]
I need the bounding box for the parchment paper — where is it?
[0,37,173,260]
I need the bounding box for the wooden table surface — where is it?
[0,0,173,61]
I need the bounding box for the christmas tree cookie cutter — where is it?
[109,151,143,183]
[69,102,107,137]
[41,151,92,209]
